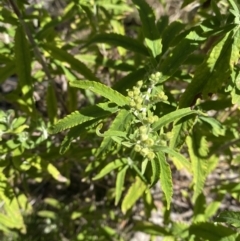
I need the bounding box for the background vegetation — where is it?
[1,0,240,240]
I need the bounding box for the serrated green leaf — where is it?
[186,134,208,201]
[158,151,173,210]
[132,0,162,60]
[155,146,191,172]
[180,28,239,108]
[70,81,128,107]
[115,165,128,205]
[199,115,225,136]
[86,33,149,56]
[205,194,224,219]
[169,115,196,150]
[49,102,118,134]
[172,222,190,239]
[121,176,147,214]
[60,119,100,154]
[42,43,100,82]
[161,21,185,54]
[93,159,125,180]
[150,157,160,187]
[216,211,240,228]
[189,222,238,241]
[152,108,199,131]
[0,61,15,84]
[160,31,204,82]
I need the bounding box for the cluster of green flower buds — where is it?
[134,125,156,160]
[149,72,162,84]
[128,81,144,111]
[153,90,168,102]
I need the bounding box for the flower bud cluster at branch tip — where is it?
[126,72,167,160]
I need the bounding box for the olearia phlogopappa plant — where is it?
[2,0,240,240]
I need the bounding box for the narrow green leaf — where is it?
[0,61,15,84]
[158,151,173,210]
[199,115,225,136]
[115,165,128,205]
[121,176,147,214]
[154,146,191,172]
[96,109,133,157]
[216,211,240,228]
[180,28,238,108]
[186,134,208,201]
[152,108,200,131]
[133,221,170,236]
[14,25,34,113]
[46,83,58,124]
[169,116,196,150]
[70,80,128,107]
[92,159,125,180]
[161,21,185,54]
[86,33,149,56]
[205,194,224,219]
[60,119,100,154]
[47,163,68,183]
[48,102,118,134]
[150,157,160,187]
[160,31,204,82]
[132,0,162,59]
[189,222,237,241]
[42,43,100,82]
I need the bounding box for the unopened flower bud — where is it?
[147,151,155,160]
[134,144,141,152]
[145,138,154,146]
[137,80,143,87]
[139,126,147,134]
[140,148,149,157]
[147,116,155,124]
[140,134,148,141]
[128,91,134,98]
[130,101,136,107]
[136,104,143,110]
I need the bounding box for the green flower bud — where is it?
[134,144,141,152]
[139,126,147,134]
[145,138,154,146]
[155,72,161,78]
[128,91,134,98]
[150,73,155,80]
[153,115,159,122]
[137,80,143,87]
[130,101,136,107]
[140,134,148,141]
[162,95,168,101]
[140,147,149,157]
[135,96,143,104]
[147,116,155,124]
[136,104,143,111]
[147,151,155,160]
[133,88,141,95]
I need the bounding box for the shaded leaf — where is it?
[86,33,149,56]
